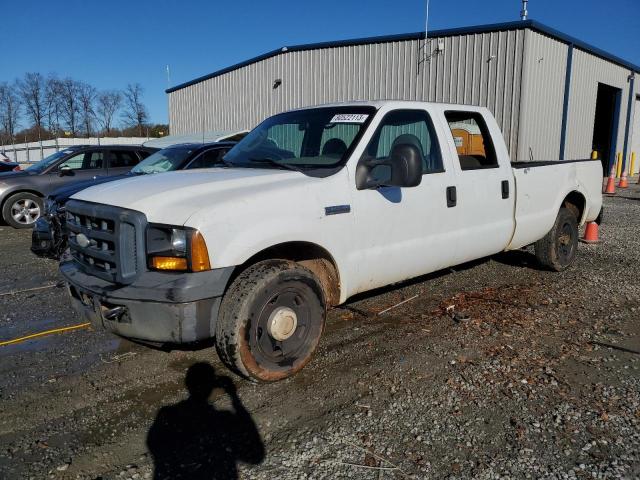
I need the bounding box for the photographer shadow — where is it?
[147,362,265,480]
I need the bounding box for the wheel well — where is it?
[562,191,586,223]
[233,242,341,306]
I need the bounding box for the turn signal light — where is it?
[151,256,188,271]
[190,231,211,272]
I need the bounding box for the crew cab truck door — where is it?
[347,107,460,295]
[441,109,515,264]
[47,150,106,191]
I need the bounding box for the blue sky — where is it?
[3,0,639,125]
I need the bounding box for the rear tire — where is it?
[215,260,326,382]
[2,192,43,229]
[534,207,578,271]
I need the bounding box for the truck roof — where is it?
[288,99,490,112]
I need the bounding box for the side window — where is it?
[361,109,444,177]
[187,149,226,169]
[109,150,140,168]
[59,151,104,170]
[444,111,498,170]
[138,150,153,160]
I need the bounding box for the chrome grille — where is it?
[65,200,146,284]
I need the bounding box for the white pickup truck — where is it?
[60,101,602,382]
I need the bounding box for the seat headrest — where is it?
[322,138,348,157]
[391,134,424,156]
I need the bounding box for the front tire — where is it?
[534,207,579,271]
[2,192,43,229]
[215,260,326,382]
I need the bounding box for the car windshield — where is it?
[223,106,376,176]
[25,149,77,173]
[130,147,194,174]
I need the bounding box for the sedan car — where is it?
[31,141,237,259]
[0,145,156,228]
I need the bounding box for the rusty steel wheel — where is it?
[534,207,578,271]
[215,260,326,382]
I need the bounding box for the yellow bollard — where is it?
[591,150,598,160]
[615,152,623,178]
[630,152,636,176]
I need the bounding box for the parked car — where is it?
[0,145,156,228]
[59,101,603,382]
[0,159,21,173]
[31,141,237,259]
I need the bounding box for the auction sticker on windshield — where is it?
[330,114,369,123]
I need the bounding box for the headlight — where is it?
[146,225,211,272]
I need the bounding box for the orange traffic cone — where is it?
[619,170,629,188]
[604,165,616,195]
[580,222,600,244]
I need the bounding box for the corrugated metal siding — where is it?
[564,48,632,161]
[169,29,525,158]
[517,30,568,161]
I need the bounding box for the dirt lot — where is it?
[0,187,639,480]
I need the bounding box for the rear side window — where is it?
[138,150,153,160]
[187,148,229,169]
[361,109,444,174]
[110,150,140,168]
[445,111,498,170]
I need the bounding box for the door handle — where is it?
[501,180,509,199]
[446,186,457,208]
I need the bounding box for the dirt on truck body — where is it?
[0,187,639,479]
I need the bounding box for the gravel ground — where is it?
[0,185,639,479]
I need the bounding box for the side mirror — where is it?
[356,144,423,190]
[59,166,74,177]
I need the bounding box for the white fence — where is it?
[1,137,151,164]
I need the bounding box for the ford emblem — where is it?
[76,233,90,248]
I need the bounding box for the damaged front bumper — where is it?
[60,261,234,344]
[31,214,66,260]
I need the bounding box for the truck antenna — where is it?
[520,0,528,20]
[424,0,430,65]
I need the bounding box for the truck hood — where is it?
[71,168,311,225]
[50,174,128,203]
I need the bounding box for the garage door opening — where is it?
[592,83,622,176]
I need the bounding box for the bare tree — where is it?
[121,83,148,136]
[96,90,122,135]
[16,72,47,141]
[0,83,21,146]
[45,75,64,135]
[77,82,97,137]
[59,78,80,136]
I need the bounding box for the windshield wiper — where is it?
[248,157,303,172]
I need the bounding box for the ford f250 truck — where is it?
[60,101,602,382]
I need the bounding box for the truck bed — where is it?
[508,158,603,250]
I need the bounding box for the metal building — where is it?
[167,20,640,173]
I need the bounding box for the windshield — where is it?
[25,149,77,173]
[130,147,194,174]
[223,106,376,176]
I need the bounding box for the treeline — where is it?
[0,73,168,145]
